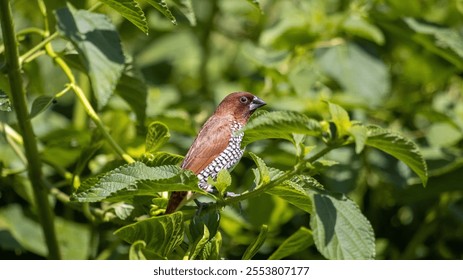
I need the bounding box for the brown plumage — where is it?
[165,92,266,214]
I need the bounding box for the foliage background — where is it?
[1,0,462,259]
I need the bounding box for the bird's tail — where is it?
[165,191,188,214]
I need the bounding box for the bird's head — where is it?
[215,92,266,123]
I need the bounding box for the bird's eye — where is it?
[239,96,248,104]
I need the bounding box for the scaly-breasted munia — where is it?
[165,92,266,213]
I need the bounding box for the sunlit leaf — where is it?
[146,121,170,153]
[208,169,231,196]
[242,42,288,67]
[245,0,263,13]
[141,151,184,167]
[144,0,177,25]
[242,224,268,260]
[308,189,376,260]
[316,43,390,106]
[366,126,428,186]
[342,14,384,45]
[266,175,323,213]
[72,162,201,202]
[249,152,270,187]
[349,125,368,154]
[328,102,351,137]
[243,111,322,146]
[189,225,210,260]
[110,202,135,220]
[55,4,125,109]
[98,0,148,34]
[405,18,463,68]
[172,0,196,25]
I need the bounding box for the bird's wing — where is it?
[181,116,231,174]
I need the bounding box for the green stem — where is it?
[0,0,61,259]
[71,83,135,163]
[43,41,134,163]
[19,32,58,64]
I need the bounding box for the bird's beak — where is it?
[249,96,266,111]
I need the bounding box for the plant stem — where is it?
[0,0,61,259]
[19,32,58,64]
[71,83,135,163]
[43,42,135,164]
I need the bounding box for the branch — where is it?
[0,0,61,259]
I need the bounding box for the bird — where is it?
[165,92,266,214]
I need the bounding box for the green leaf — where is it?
[427,122,463,147]
[268,227,314,260]
[267,176,375,259]
[242,224,268,260]
[144,0,177,25]
[72,162,201,202]
[242,42,289,67]
[40,128,91,168]
[243,111,322,146]
[115,65,148,127]
[349,125,368,154]
[108,202,134,220]
[208,169,231,196]
[315,43,390,106]
[29,96,55,119]
[266,182,312,213]
[55,4,125,109]
[72,129,104,182]
[141,151,184,166]
[98,0,148,34]
[328,102,351,137]
[209,231,222,260]
[189,208,221,242]
[246,0,263,13]
[129,240,147,260]
[0,205,91,259]
[189,225,210,260]
[114,212,184,258]
[366,126,428,186]
[248,152,270,187]
[308,189,375,260]
[265,176,322,213]
[172,0,196,26]
[146,122,170,153]
[129,240,162,260]
[342,14,384,45]
[405,18,463,67]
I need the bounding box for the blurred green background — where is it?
[1,0,463,259]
